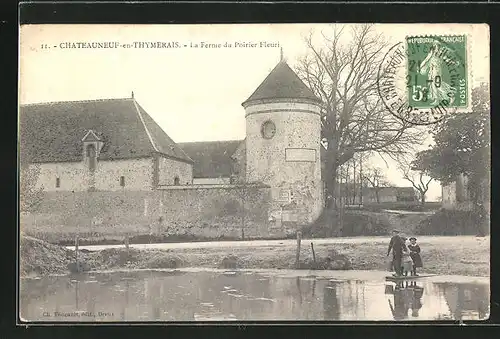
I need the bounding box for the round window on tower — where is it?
[261,120,276,139]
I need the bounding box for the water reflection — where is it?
[435,282,490,320]
[19,271,489,322]
[323,282,340,320]
[387,283,421,320]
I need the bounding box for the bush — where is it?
[326,249,352,270]
[219,255,238,269]
[302,210,391,238]
[89,248,141,269]
[145,253,185,269]
[416,209,488,236]
[67,261,91,273]
[298,249,352,270]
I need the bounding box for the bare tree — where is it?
[295,24,425,226]
[363,166,390,204]
[338,151,371,204]
[397,157,433,206]
[231,172,271,241]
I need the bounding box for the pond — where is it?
[20,270,489,322]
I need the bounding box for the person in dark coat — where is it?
[388,286,410,320]
[411,285,424,317]
[387,230,406,276]
[408,237,423,276]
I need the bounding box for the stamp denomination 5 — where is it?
[378,34,470,125]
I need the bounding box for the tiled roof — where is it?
[134,102,193,163]
[242,61,321,106]
[178,140,244,178]
[19,98,192,163]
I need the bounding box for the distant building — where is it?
[362,186,417,204]
[441,173,490,212]
[335,183,418,205]
[20,60,324,225]
[442,174,468,209]
[19,97,194,192]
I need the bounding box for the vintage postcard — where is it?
[18,23,490,322]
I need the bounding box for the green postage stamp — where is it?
[406,35,468,110]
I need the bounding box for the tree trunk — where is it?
[352,163,357,205]
[324,178,336,237]
[323,146,339,235]
[241,196,245,240]
[420,192,426,206]
[359,158,363,205]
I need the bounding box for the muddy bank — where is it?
[20,236,75,277]
[20,235,490,278]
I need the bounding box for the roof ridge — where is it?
[178,139,244,144]
[20,97,134,107]
[81,129,101,142]
[132,98,160,153]
[242,61,321,106]
[134,101,194,163]
[173,145,194,163]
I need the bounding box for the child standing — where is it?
[408,237,423,276]
[401,249,414,277]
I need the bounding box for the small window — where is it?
[56,177,60,188]
[120,176,125,187]
[174,177,180,185]
[87,144,97,171]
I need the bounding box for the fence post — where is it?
[311,242,316,265]
[295,231,302,269]
[75,235,79,271]
[125,234,130,255]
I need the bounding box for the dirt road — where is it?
[68,235,488,251]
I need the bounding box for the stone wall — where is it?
[192,178,230,185]
[33,158,155,192]
[441,174,490,214]
[442,181,458,209]
[156,184,271,238]
[21,184,276,240]
[442,174,475,211]
[157,155,193,186]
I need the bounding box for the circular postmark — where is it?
[377,35,468,125]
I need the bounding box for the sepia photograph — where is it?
[18,23,490,322]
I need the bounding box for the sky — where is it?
[19,24,490,201]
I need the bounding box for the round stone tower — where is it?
[241,61,323,226]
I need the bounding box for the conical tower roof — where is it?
[242,61,321,107]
